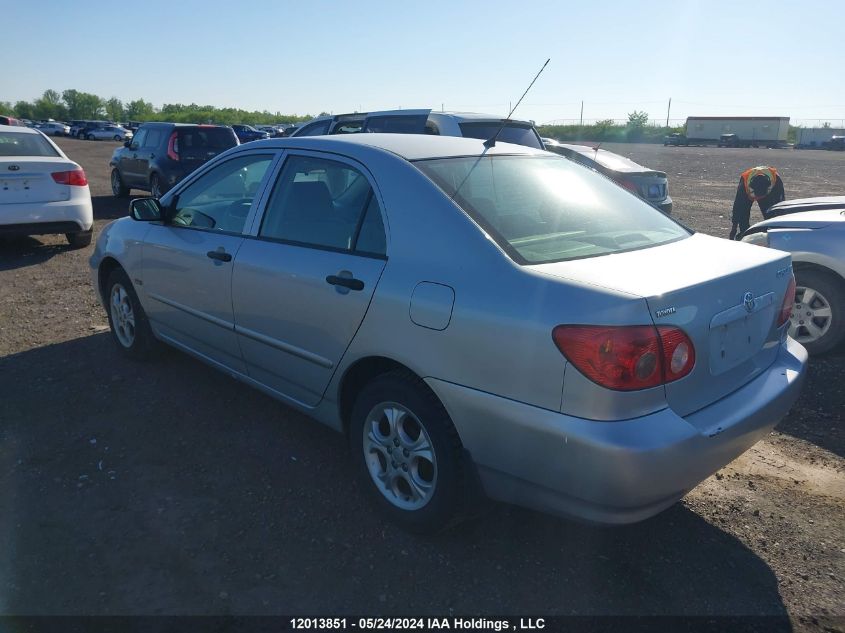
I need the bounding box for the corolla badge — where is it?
[7,165,20,171]
[743,291,755,313]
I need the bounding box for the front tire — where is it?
[111,169,129,197]
[113,134,122,141]
[790,269,845,355]
[349,370,465,533]
[66,230,92,248]
[150,173,163,198]
[86,134,94,140]
[105,268,159,360]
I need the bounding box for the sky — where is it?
[2,0,844,126]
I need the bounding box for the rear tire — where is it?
[790,269,845,355]
[66,230,92,248]
[349,370,466,533]
[105,268,159,360]
[111,169,129,197]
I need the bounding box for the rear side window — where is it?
[415,155,687,264]
[260,155,386,255]
[0,132,60,157]
[295,120,331,137]
[458,122,543,149]
[362,114,428,134]
[177,128,238,159]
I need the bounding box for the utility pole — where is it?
[580,100,584,126]
[666,97,671,128]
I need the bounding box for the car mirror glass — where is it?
[129,197,162,221]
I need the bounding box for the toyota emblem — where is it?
[743,291,755,313]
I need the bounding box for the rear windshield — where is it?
[415,155,689,264]
[458,122,543,149]
[177,127,238,159]
[0,132,60,157]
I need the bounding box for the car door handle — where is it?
[326,275,364,291]
[149,154,155,159]
[207,250,232,262]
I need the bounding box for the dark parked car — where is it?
[109,123,239,198]
[70,120,111,139]
[231,124,270,143]
[543,140,673,213]
[663,132,689,146]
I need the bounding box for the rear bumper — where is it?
[428,336,807,524]
[0,195,94,234]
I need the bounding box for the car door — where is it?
[136,127,163,185]
[140,151,279,373]
[120,127,147,185]
[231,152,388,407]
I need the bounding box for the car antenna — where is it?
[594,141,603,159]
[484,58,550,149]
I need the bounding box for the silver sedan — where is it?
[742,203,845,354]
[85,125,133,141]
[90,134,807,531]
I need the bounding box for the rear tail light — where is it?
[166,131,179,161]
[51,169,88,186]
[552,324,695,391]
[778,274,796,327]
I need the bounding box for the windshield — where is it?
[458,122,544,149]
[0,131,60,157]
[415,155,689,264]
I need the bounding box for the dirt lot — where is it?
[1,138,843,629]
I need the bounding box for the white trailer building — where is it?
[796,127,845,148]
[685,116,790,146]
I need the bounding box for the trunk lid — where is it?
[532,233,793,417]
[0,158,77,204]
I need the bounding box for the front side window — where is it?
[170,154,274,233]
[131,128,148,149]
[143,129,162,149]
[415,155,688,264]
[259,155,385,255]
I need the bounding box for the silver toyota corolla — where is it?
[90,134,807,531]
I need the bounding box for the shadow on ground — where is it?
[0,334,791,625]
[777,347,845,458]
[0,235,73,271]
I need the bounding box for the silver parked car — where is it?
[90,134,806,531]
[85,125,133,141]
[742,203,845,354]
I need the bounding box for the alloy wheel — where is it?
[109,283,136,348]
[362,402,438,511]
[789,285,833,344]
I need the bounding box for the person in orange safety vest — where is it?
[729,165,785,239]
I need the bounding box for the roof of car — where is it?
[753,208,845,229]
[249,133,547,161]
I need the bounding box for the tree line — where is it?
[1,89,314,126]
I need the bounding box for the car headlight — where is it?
[741,230,770,247]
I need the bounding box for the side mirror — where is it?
[123,140,132,148]
[129,197,162,221]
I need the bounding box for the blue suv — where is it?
[109,123,239,198]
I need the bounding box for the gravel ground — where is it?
[0,139,843,629]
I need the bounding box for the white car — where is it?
[0,124,94,248]
[85,125,133,142]
[36,122,71,136]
